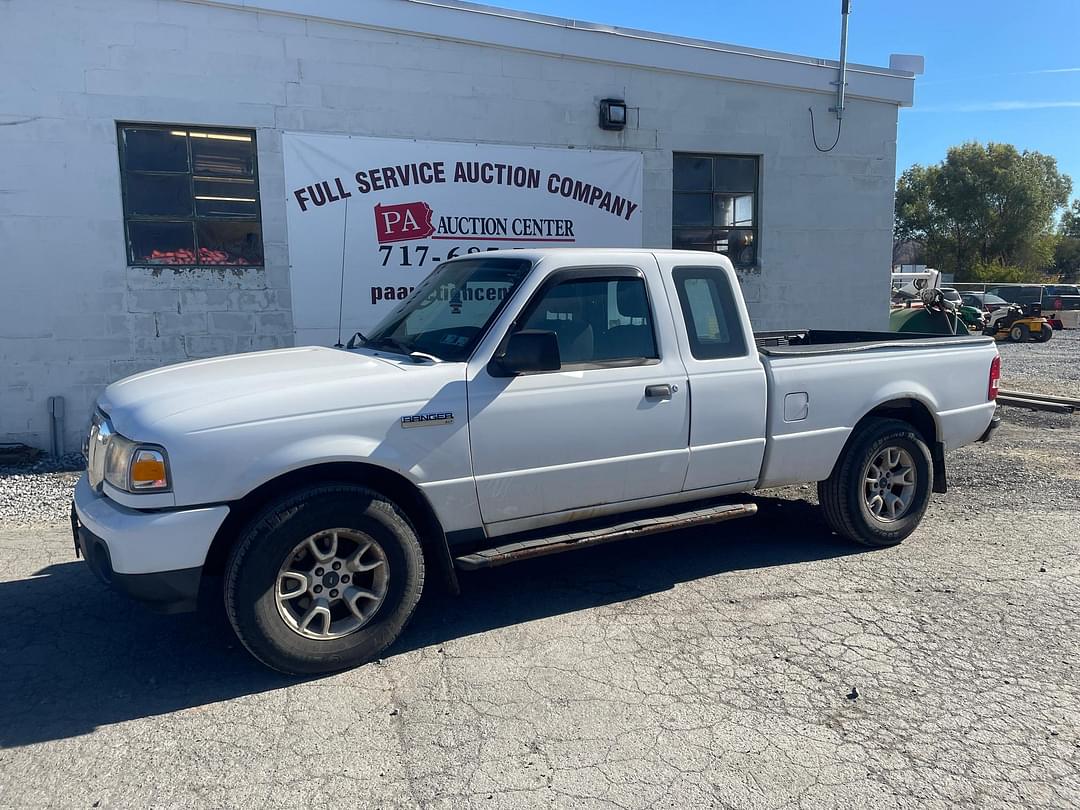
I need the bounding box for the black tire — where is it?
[1036,324,1053,342]
[817,418,933,548]
[1008,324,1029,343]
[224,484,425,675]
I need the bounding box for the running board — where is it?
[454,502,758,571]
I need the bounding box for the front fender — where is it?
[229,435,416,503]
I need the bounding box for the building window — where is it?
[118,123,263,267]
[672,153,758,268]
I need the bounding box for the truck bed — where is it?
[755,329,994,357]
[752,328,999,490]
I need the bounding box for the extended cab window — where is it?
[520,276,658,366]
[673,267,747,359]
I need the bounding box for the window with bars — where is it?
[118,123,264,267]
[671,153,759,269]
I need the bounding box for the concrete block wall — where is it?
[0,0,900,451]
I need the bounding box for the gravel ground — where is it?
[0,343,1077,809]
[998,327,1080,398]
[0,454,82,528]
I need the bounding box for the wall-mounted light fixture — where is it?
[598,98,627,131]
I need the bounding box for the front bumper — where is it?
[72,475,229,613]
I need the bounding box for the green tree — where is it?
[1051,199,1080,280]
[966,261,1043,284]
[894,142,1072,281]
[1053,238,1080,279]
[1061,198,1080,238]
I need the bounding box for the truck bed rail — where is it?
[755,329,993,357]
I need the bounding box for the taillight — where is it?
[988,355,1001,401]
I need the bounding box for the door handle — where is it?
[645,384,672,399]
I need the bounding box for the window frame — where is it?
[671,152,760,270]
[493,266,662,374]
[117,121,264,269]
[672,266,750,360]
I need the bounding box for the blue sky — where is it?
[505,0,1080,202]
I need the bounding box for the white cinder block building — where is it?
[0,0,915,452]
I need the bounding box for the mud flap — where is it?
[931,441,948,494]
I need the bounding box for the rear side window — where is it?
[673,267,747,359]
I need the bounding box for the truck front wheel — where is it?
[817,418,933,547]
[224,484,425,675]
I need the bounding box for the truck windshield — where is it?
[364,257,532,361]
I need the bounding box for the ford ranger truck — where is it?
[72,249,1001,674]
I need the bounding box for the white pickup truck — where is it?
[73,249,1001,674]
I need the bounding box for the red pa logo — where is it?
[374,201,435,243]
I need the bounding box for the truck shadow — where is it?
[0,493,866,747]
[390,493,864,656]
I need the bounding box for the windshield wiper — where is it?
[368,336,411,356]
[368,337,441,363]
[408,351,442,364]
[344,331,367,349]
[349,332,434,361]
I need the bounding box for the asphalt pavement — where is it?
[1,410,1078,809]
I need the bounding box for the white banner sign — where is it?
[283,133,644,346]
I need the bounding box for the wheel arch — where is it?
[201,461,460,601]
[845,397,946,494]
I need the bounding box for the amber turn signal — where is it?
[131,448,169,490]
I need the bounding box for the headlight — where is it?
[103,433,171,493]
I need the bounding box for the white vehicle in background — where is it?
[74,250,1001,674]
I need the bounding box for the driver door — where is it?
[466,259,691,530]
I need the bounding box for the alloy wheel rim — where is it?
[862,446,917,523]
[275,529,390,640]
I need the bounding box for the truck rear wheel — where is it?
[817,418,933,548]
[224,484,424,675]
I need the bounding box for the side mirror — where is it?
[491,330,560,376]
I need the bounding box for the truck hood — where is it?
[100,347,409,434]
[95,345,471,508]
